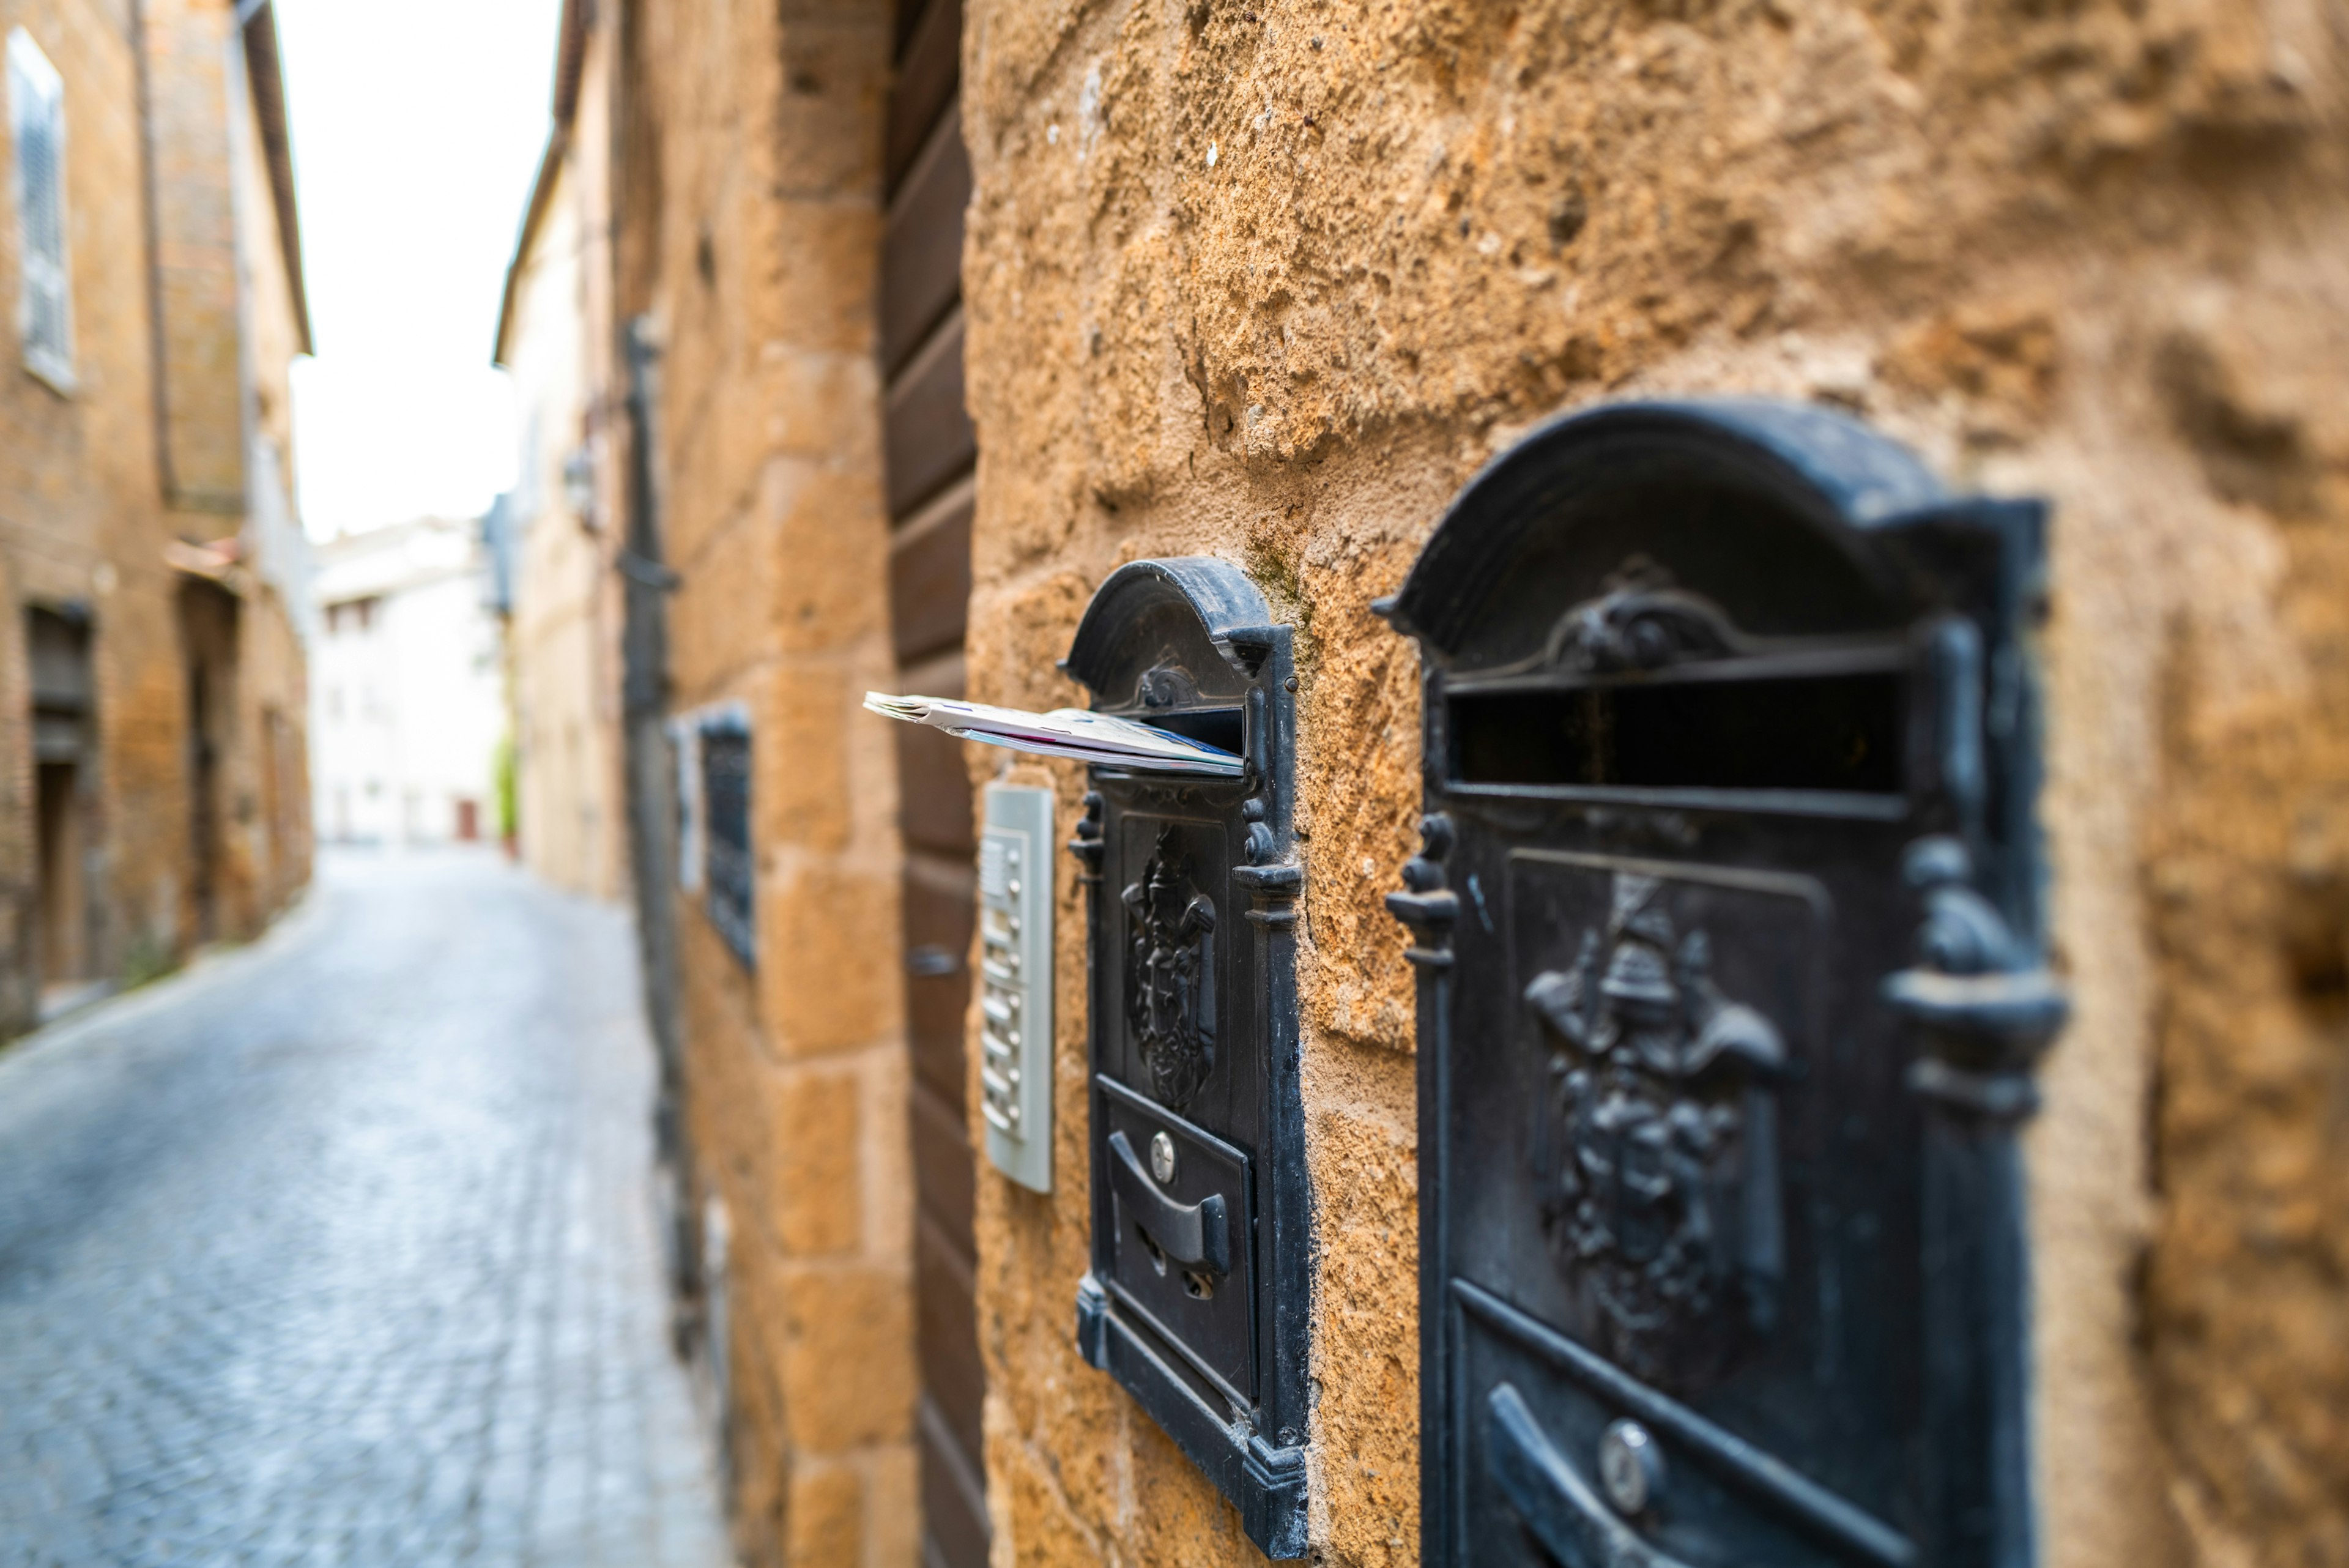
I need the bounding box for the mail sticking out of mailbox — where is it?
[863,692,1245,777]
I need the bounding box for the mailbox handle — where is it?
[1108,1130,1230,1276]
[1486,1383,1697,1568]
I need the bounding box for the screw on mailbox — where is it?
[1598,1419,1663,1517]
[1149,1131,1177,1184]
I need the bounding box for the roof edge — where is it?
[492,125,570,367]
[238,1,311,354]
[492,0,587,367]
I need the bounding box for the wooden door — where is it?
[881,3,985,1564]
[177,582,239,944]
[27,607,92,985]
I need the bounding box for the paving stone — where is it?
[0,851,733,1567]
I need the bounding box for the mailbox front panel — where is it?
[1438,823,1924,1566]
[1064,559,1310,1560]
[1386,401,2066,1568]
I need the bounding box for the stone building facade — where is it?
[496,16,631,899]
[0,0,311,1033]
[308,518,503,848]
[530,0,2349,1562]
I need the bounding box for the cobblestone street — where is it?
[0,852,732,1568]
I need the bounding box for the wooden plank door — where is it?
[881,3,985,1564]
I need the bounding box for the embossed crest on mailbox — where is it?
[1381,401,2068,1568]
[1064,559,1310,1559]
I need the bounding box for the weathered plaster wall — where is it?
[221,33,311,931]
[956,0,2349,1563]
[502,17,637,903]
[622,1,920,1562]
[507,154,625,899]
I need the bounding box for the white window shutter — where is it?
[8,29,72,392]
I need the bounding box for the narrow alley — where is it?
[0,852,730,1568]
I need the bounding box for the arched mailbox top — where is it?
[1385,399,1956,671]
[1063,556,1277,713]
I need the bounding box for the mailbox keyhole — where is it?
[1184,1269,1216,1300]
[1140,1225,1168,1275]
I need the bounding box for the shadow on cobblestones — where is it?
[0,850,733,1568]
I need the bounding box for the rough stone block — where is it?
[772,1064,863,1257]
[766,458,889,655]
[989,1433,1108,1568]
[760,207,885,352]
[667,535,777,694]
[758,861,901,1058]
[783,1462,862,1567]
[865,1435,921,1567]
[766,347,884,466]
[777,1264,915,1455]
[1302,1049,1421,1568]
[770,43,886,207]
[757,664,853,855]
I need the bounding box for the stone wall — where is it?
[954,0,2349,1563]
[0,0,308,1027]
[141,0,246,515]
[616,1,920,1562]
[0,0,155,1017]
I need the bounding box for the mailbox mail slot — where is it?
[1065,559,1310,1559]
[1381,401,2067,1568]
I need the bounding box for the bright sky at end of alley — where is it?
[276,0,564,540]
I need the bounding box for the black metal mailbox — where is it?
[1064,559,1310,1559]
[1381,401,2067,1568]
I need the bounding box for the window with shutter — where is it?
[7,30,71,392]
[699,713,754,968]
